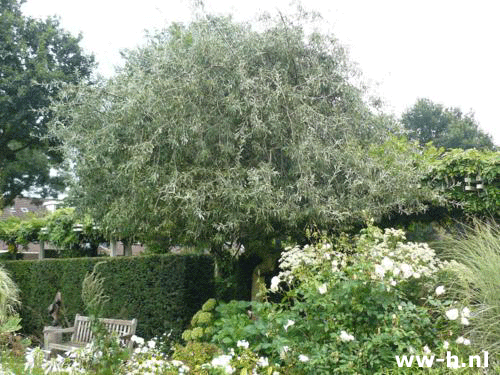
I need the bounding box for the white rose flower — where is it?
[435,286,445,296]
[131,335,144,345]
[462,307,470,318]
[455,336,464,344]
[237,340,249,349]
[298,354,309,362]
[400,263,413,279]
[461,317,469,326]
[443,341,449,350]
[257,357,269,367]
[318,283,328,295]
[270,276,280,292]
[211,355,234,374]
[381,256,394,271]
[445,308,459,321]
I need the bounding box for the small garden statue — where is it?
[47,291,62,326]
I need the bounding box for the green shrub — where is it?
[182,298,218,342]
[204,224,471,374]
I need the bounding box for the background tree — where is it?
[0,0,94,208]
[49,12,438,292]
[401,98,495,150]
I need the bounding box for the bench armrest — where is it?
[44,326,75,334]
[44,326,75,351]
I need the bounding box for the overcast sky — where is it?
[22,0,500,145]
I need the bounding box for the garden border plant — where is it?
[3,223,500,374]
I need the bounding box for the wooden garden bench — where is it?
[43,314,138,355]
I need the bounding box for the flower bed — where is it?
[1,223,499,374]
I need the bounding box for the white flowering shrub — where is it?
[199,345,279,375]
[119,335,189,375]
[20,335,190,375]
[209,223,474,374]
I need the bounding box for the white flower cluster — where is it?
[298,354,309,362]
[237,339,249,349]
[204,348,276,375]
[455,336,471,346]
[270,225,450,295]
[339,330,355,342]
[209,354,235,374]
[270,241,346,291]
[123,335,189,375]
[22,335,190,375]
[131,335,158,355]
[368,236,445,283]
[445,307,471,326]
[20,334,280,375]
[24,345,87,375]
[358,227,406,252]
[24,347,45,373]
[276,244,320,282]
[278,345,309,363]
[435,285,445,296]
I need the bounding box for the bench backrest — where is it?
[71,314,138,349]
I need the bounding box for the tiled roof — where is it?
[0,197,46,221]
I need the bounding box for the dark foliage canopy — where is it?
[0,0,94,207]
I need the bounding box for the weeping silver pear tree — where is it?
[48,10,437,299]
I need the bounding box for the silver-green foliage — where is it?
[81,266,110,316]
[0,265,21,337]
[0,265,19,321]
[49,10,434,248]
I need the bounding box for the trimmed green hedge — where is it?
[2,254,214,342]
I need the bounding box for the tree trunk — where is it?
[250,241,282,301]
